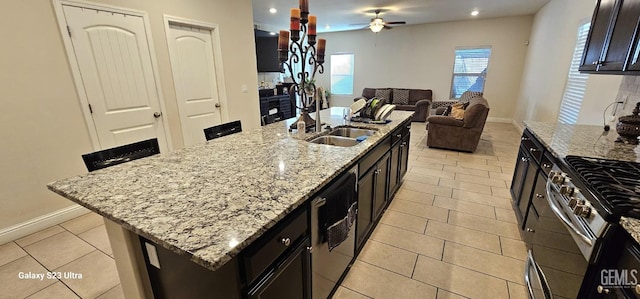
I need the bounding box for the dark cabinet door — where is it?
[373,153,390,220]
[356,168,375,250]
[388,143,400,197]
[247,237,311,299]
[518,156,538,224]
[510,146,530,205]
[580,0,618,71]
[399,136,410,179]
[600,0,640,71]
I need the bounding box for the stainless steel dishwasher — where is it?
[311,166,357,299]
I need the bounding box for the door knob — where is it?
[215,103,221,108]
[153,112,162,118]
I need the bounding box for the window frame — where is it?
[330,53,355,96]
[557,21,591,124]
[449,46,492,99]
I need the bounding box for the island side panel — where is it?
[104,218,154,298]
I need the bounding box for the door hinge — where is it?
[88,104,93,113]
[67,26,72,37]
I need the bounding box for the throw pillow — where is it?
[374,89,391,102]
[450,103,466,120]
[460,91,483,103]
[392,89,410,105]
[443,105,453,116]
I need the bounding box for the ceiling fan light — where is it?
[370,19,384,32]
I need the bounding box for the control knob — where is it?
[559,185,575,196]
[568,198,585,209]
[551,173,566,184]
[573,204,592,218]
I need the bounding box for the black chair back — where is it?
[82,138,160,172]
[204,120,242,141]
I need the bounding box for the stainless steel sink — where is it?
[328,127,377,138]
[308,136,359,147]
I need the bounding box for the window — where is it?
[330,54,354,95]
[450,47,492,98]
[557,21,591,124]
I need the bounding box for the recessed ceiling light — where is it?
[325,24,331,30]
[270,32,276,35]
[471,10,479,16]
[269,8,277,14]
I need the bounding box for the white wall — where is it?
[0,0,259,234]
[513,0,623,129]
[316,16,533,121]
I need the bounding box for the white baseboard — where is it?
[511,119,525,133]
[486,117,513,123]
[0,205,90,244]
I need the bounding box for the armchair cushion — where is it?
[427,115,464,127]
[462,97,490,128]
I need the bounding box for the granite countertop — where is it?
[524,121,640,162]
[48,107,413,271]
[524,121,640,243]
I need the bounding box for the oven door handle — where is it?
[524,250,553,299]
[545,179,593,246]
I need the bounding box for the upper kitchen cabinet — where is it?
[580,0,640,73]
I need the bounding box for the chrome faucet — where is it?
[315,96,322,132]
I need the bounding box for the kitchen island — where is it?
[47,107,414,298]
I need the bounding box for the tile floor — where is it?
[0,122,526,299]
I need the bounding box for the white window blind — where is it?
[450,47,492,98]
[558,22,591,124]
[330,53,354,95]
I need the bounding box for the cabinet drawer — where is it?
[391,121,411,145]
[521,130,543,164]
[540,152,556,177]
[359,136,391,177]
[242,207,308,285]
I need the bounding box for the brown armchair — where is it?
[426,96,490,152]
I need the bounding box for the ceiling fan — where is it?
[364,9,407,33]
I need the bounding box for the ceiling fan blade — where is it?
[383,25,393,30]
[384,21,406,25]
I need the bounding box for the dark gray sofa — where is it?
[355,88,433,122]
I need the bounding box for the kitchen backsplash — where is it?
[615,75,640,116]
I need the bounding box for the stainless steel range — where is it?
[526,155,640,298]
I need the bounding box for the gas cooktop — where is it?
[564,155,640,219]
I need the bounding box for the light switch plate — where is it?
[145,242,161,269]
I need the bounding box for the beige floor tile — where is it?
[26,281,79,299]
[417,156,458,166]
[23,232,95,270]
[332,286,371,299]
[487,160,517,170]
[451,189,512,209]
[441,165,489,178]
[60,213,104,235]
[446,156,489,166]
[412,255,509,299]
[97,284,124,299]
[416,149,449,159]
[78,225,113,257]
[0,242,27,267]
[508,282,529,299]
[379,210,428,233]
[492,187,512,199]
[489,171,514,182]
[0,256,56,298]
[456,162,502,173]
[357,240,418,277]
[388,199,449,222]
[425,220,501,254]
[497,155,518,162]
[495,207,519,224]
[455,173,507,188]
[457,152,499,161]
[409,167,456,180]
[342,260,437,298]
[433,197,496,219]
[394,189,435,205]
[56,250,119,299]
[437,289,470,299]
[408,161,445,171]
[15,226,65,247]
[370,224,444,259]
[442,242,524,283]
[402,181,453,197]
[404,172,440,186]
[438,178,493,195]
[447,211,521,239]
[500,237,527,261]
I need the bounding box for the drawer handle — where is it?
[280,237,291,247]
[542,163,551,168]
[521,157,529,162]
[535,193,544,199]
[529,148,539,153]
[521,137,529,141]
[597,285,610,294]
[396,134,402,138]
[526,228,535,233]
[306,246,313,253]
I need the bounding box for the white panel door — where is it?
[63,5,168,151]
[167,23,222,146]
